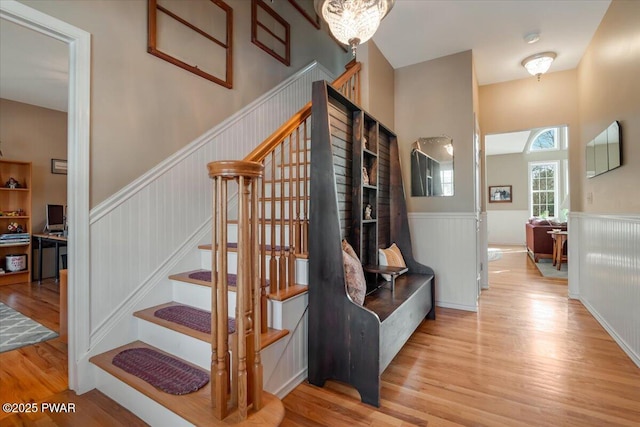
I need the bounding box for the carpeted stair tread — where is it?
[171,270,272,288]
[168,270,217,288]
[112,347,209,395]
[154,304,236,334]
[90,341,285,426]
[134,302,290,349]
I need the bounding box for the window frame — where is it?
[527,128,559,153]
[528,160,560,218]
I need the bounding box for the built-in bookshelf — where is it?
[0,160,32,285]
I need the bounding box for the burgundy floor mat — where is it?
[112,347,209,395]
[154,305,235,334]
[187,271,269,288]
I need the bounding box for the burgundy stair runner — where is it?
[154,305,236,334]
[188,271,269,288]
[112,348,209,395]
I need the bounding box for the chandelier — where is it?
[521,52,557,81]
[314,0,395,55]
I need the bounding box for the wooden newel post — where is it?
[208,160,264,420]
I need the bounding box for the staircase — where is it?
[89,62,361,426]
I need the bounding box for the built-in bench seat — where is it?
[308,80,436,408]
[364,273,435,321]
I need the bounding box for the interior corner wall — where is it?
[21,0,350,207]
[395,50,475,214]
[395,51,478,312]
[357,40,395,129]
[577,0,640,214]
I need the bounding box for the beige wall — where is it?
[395,50,475,213]
[358,40,395,129]
[20,0,350,207]
[486,148,569,212]
[479,69,580,210]
[0,99,67,231]
[577,0,640,214]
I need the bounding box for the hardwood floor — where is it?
[0,280,145,426]
[281,246,640,426]
[1,247,639,426]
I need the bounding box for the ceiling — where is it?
[0,0,611,113]
[485,130,531,156]
[0,19,68,112]
[373,0,611,85]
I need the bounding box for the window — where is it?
[440,169,453,196]
[529,161,558,217]
[528,128,558,152]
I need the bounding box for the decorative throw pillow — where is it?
[342,249,365,305]
[378,243,407,281]
[342,239,359,262]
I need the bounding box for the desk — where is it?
[548,230,568,270]
[32,233,67,283]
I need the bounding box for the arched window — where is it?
[529,128,558,152]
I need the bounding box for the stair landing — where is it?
[90,341,284,426]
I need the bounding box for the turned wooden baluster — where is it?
[208,160,263,421]
[288,132,296,288]
[269,151,277,296]
[279,142,287,292]
[260,168,268,334]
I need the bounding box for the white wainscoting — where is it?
[408,213,479,312]
[569,213,640,368]
[486,210,529,245]
[84,62,333,370]
[480,212,489,290]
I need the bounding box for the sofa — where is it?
[525,218,567,262]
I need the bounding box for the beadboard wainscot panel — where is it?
[84,62,334,372]
[487,210,529,245]
[263,292,309,398]
[480,212,489,290]
[570,212,640,367]
[408,212,479,311]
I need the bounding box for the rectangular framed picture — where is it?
[489,185,512,203]
[51,159,67,175]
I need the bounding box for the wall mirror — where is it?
[410,136,454,196]
[586,121,621,178]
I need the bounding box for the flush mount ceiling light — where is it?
[521,51,557,81]
[314,0,395,55]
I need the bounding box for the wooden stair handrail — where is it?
[244,105,312,163]
[244,61,362,163]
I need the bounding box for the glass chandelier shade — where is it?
[315,0,394,54]
[521,52,557,80]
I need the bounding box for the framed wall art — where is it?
[51,159,67,175]
[489,185,512,203]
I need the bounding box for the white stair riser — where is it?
[262,200,307,218]
[170,280,283,330]
[95,369,192,427]
[200,250,309,285]
[172,280,237,314]
[137,320,211,370]
[225,223,303,248]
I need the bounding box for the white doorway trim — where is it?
[0,0,90,392]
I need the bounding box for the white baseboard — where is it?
[273,368,308,399]
[437,301,478,312]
